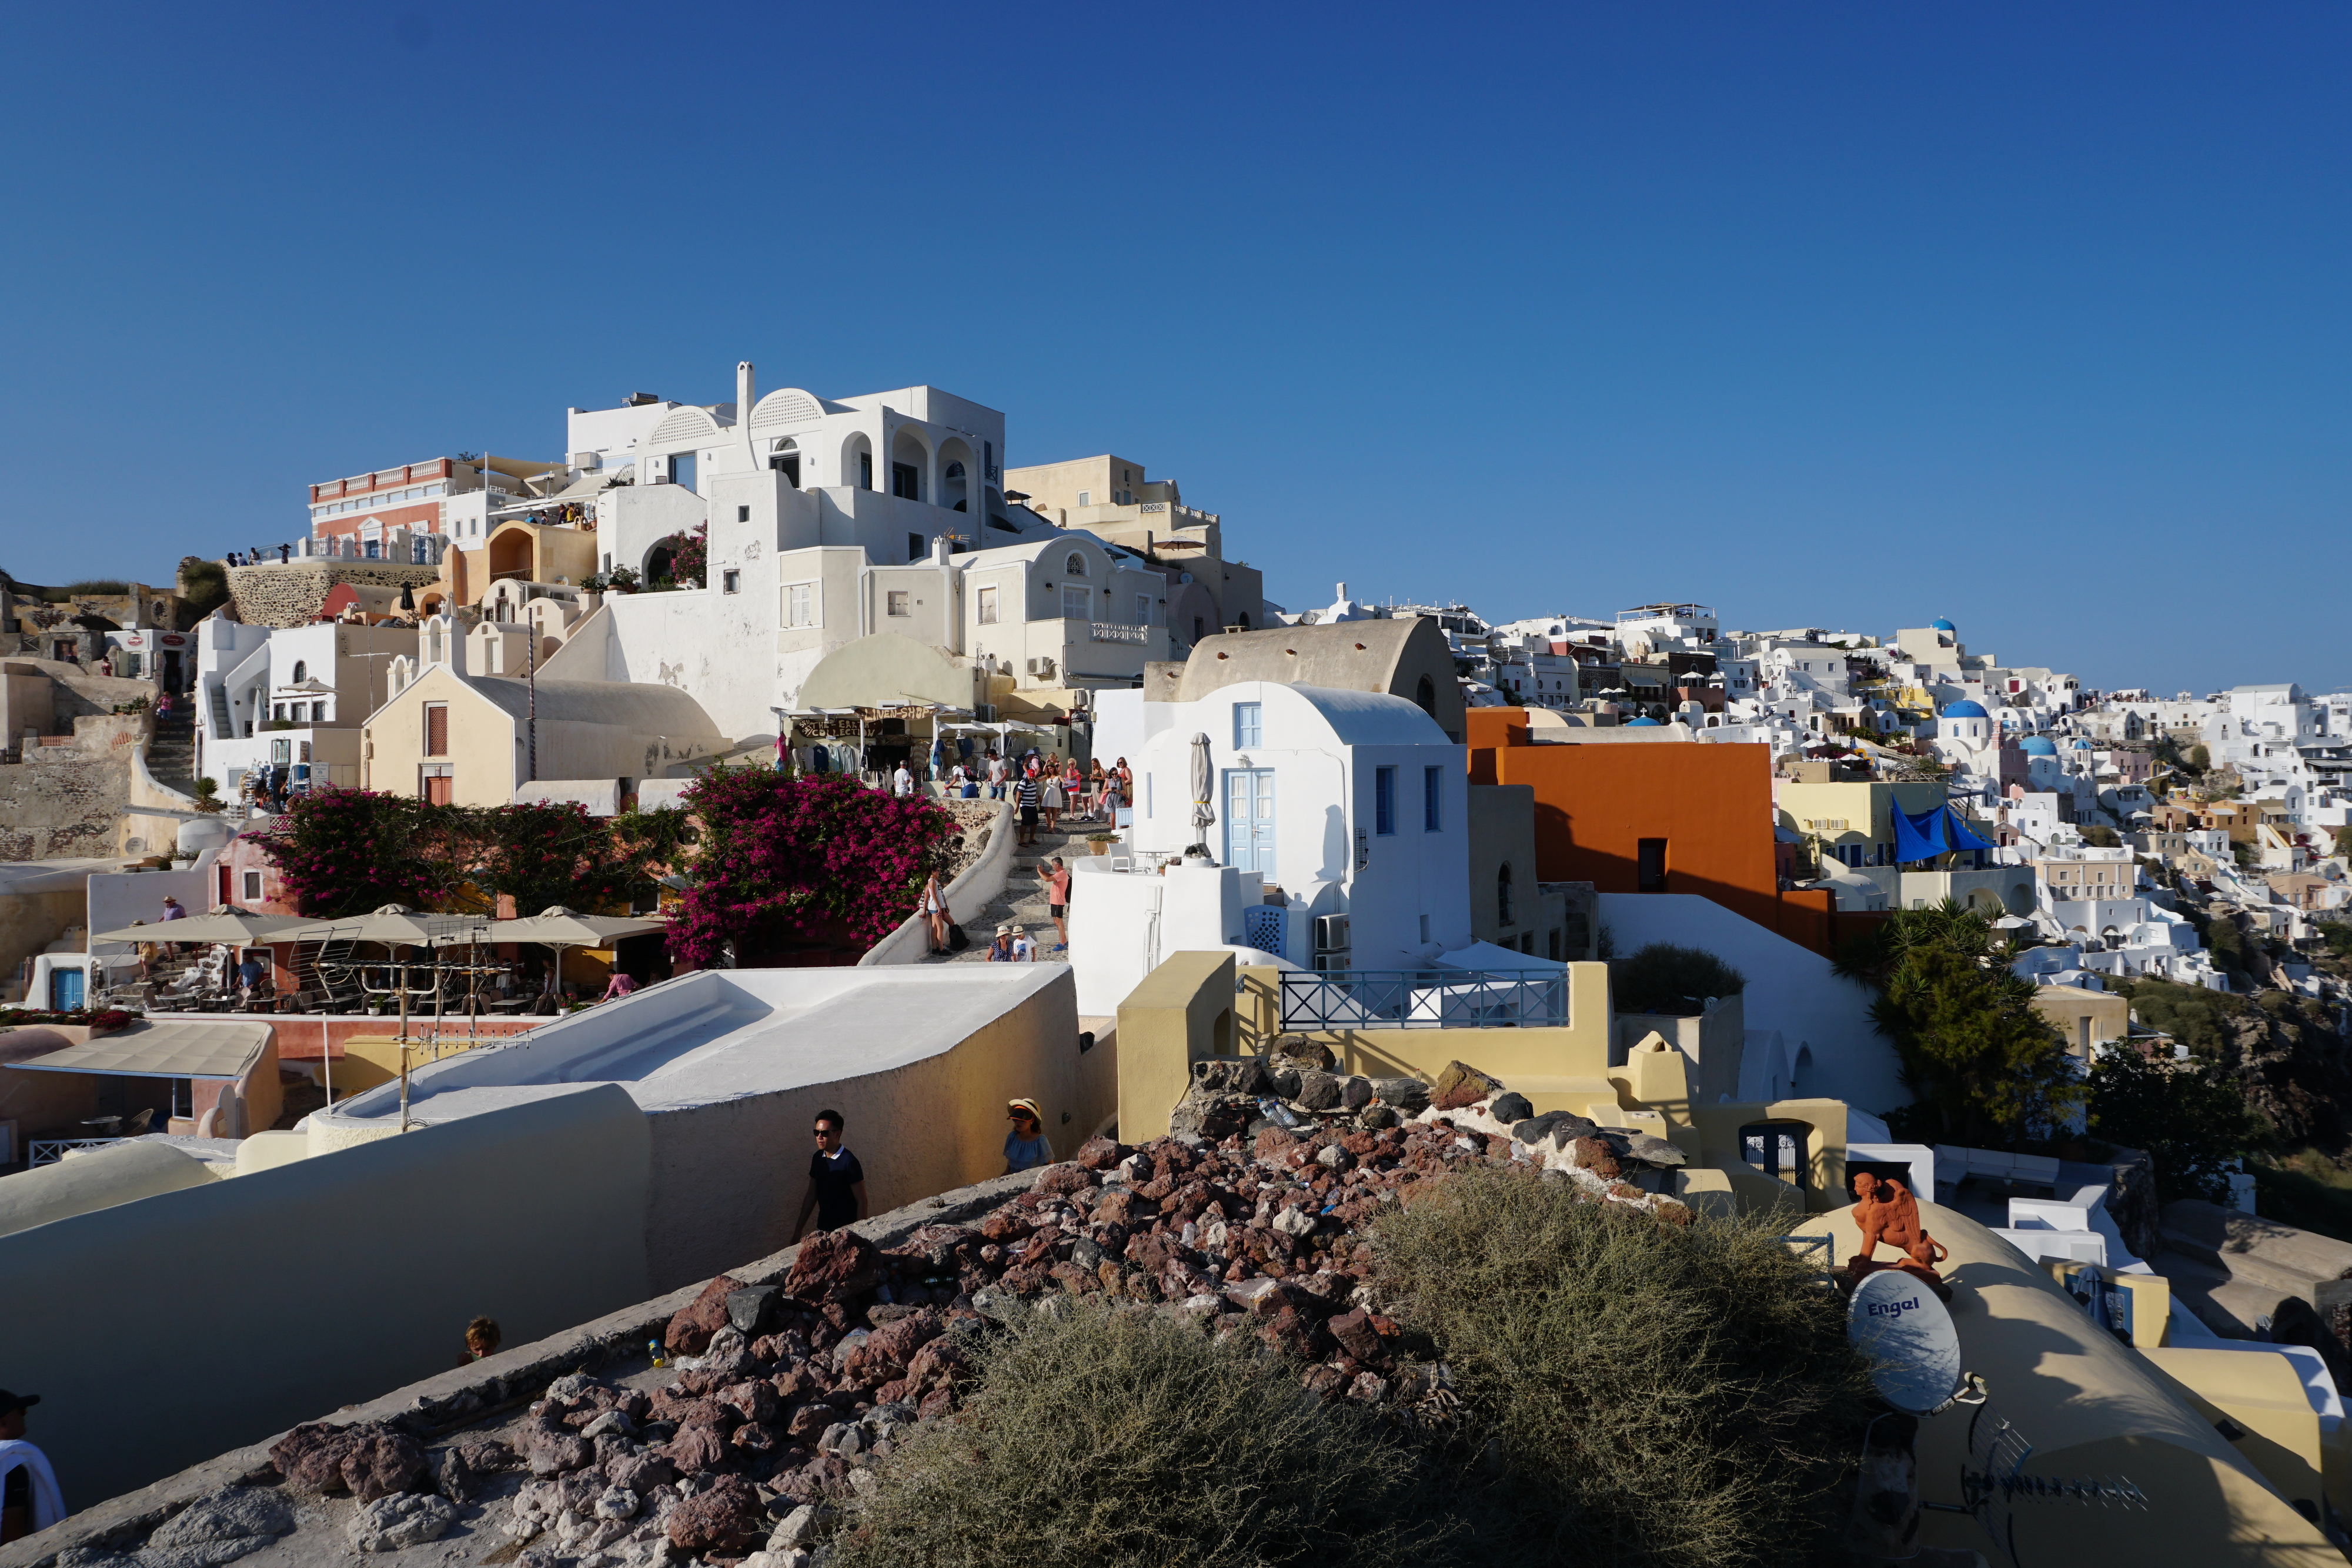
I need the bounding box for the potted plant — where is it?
[1087,832,1120,857]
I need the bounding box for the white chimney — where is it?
[1335,581,1348,602]
[737,361,755,422]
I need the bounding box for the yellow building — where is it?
[362,632,724,805]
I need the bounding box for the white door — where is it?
[1224,768,1275,874]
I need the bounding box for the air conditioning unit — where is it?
[1027,657,1056,680]
[1313,914,1350,953]
[570,452,599,471]
[1067,687,1093,711]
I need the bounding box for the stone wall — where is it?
[0,713,146,860]
[227,564,440,629]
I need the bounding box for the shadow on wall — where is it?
[0,1084,651,1511]
[1595,892,1905,1116]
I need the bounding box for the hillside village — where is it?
[8,365,2352,1564]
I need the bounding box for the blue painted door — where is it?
[1224,768,1276,874]
[51,965,84,1010]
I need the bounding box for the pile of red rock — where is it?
[481,1056,1692,1567]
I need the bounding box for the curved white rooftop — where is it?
[317,965,1065,1132]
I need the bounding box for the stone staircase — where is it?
[2154,1197,2352,1337]
[148,710,199,797]
[921,813,1108,965]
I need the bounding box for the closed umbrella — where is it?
[1189,731,1216,856]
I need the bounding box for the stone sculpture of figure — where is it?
[1847,1171,1893,1255]
[1842,1170,1952,1302]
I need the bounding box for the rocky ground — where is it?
[36,1049,1692,1568]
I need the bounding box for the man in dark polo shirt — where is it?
[791,1109,866,1240]
[0,1389,62,1543]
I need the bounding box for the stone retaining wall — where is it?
[0,714,147,860]
[226,564,440,629]
[0,1171,1035,1568]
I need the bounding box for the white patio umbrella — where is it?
[1189,732,1216,855]
[486,905,668,998]
[89,905,303,946]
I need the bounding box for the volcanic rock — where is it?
[1429,1061,1504,1111]
[666,1274,746,1356]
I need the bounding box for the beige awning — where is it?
[1,1021,270,1081]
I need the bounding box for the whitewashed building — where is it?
[1068,683,1479,1014]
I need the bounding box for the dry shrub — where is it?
[1371,1166,1873,1568]
[833,1300,1448,1568]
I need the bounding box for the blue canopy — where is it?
[1945,811,1997,853]
[1892,804,1950,861]
[1892,803,1999,861]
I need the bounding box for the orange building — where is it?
[1464,708,1853,956]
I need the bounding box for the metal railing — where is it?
[1090,623,1148,644]
[1277,968,1568,1030]
[31,1136,119,1166]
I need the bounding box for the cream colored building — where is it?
[1003,453,1265,637]
[364,616,725,804]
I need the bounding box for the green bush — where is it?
[2251,1150,2352,1246]
[1611,941,1746,1016]
[178,559,229,621]
[836,1302,1444,1568]
[61,579,131,596]
[2087,1045,2261,1203]
[1370,1169,1872,1568]
[2116,977,2249,1059]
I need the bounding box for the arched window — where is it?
[1415,676,1436,717]
[1496,863,1515,927]
[290,661,306,684]
[945,461,965,479]
[1065,553,1087,577]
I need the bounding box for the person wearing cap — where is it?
[1004,1099,1053,1173]
[0,1389,64,1543]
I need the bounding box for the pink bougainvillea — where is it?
[667,768,955,968]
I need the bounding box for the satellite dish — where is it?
[1849,1271,1962,1414]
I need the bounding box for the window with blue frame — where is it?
[1424,766,1442,831]
[1375,765,1396,835]
[1233,701,1262,748]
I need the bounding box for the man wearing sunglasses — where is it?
[791,1109,866,1241]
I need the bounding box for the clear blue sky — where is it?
[4,2,2344,697]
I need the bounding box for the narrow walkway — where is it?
[920,807,1110,965]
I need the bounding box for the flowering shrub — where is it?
[443,800,691,917]
[667,768,955,968]
[0,1007,139,1029]
[255,790,442,917]
[255,790,694,918]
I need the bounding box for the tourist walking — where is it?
[1041,767,1065,832]
[985,751,1007,800]
[1003,1099,1053,1172]
[791,1109,866,1240]
[1014,770,1040,845]
[1044,857,1070,952]
[920,872,950,954]
[892,761,915,799]
[985,925,1018,961]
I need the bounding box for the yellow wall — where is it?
[1116,951,1237,1141]
[1788,1202,2339,1564]
[1118,957,1846,1219]
[360,663,515,804]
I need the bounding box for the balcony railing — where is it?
[1277,968,1568,1031]
[1090,623,1148,644]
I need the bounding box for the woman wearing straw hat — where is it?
[1004,1098,1053,1173]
